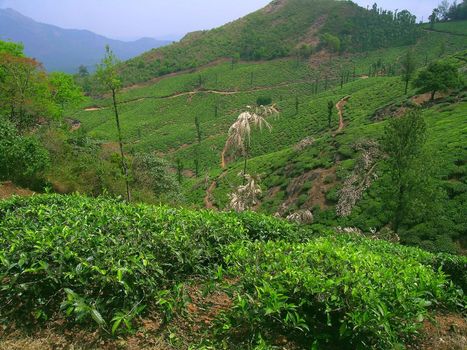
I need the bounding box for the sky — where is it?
[0,0,441,41]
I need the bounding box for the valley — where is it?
[0,0,466,349]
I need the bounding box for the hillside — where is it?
[0,8,170,72]
[119,0,419,84]
[0,194,465,349]
[60,17,467,254]
[1,1,467,349]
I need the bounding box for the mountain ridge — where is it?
[0,8,171,73]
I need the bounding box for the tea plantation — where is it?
[0,194,465,349]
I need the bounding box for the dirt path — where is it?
[421,27,467,37]
[83,80,316,112]
[204,171,227,209]
[336,96,350,133]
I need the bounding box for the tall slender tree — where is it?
[194,115,202,177]
[327,100,334,128]
[223,105,277,184]
[195,115,202,144]
[400,50,416,94]
[381,110,428,232]
[96,46,131,202]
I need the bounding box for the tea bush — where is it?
[220,235,465,349]
[0,194,300,331]
[0,194,464,347]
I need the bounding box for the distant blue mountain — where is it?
[0,8,171,73]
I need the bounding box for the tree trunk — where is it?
[404,79,409,95]
[393,183,405,232]
[242,148,249,185]
[431,90,436,101]
[112,89,131,202]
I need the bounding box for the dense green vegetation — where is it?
[0,117,49,187]
[221,237,465,348]
[0,195,465,349]
[61,20,467,253]
[1,2,467,347]
[119,0,419,85]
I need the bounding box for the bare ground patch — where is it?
[0,181,34,200]
[412,313,467,350]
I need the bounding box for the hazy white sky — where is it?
[0,0,441,40]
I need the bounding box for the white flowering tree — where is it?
[222,105,278,183]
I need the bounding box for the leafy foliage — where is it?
[414,59,462,100]
[0,194,464,348]
[0,40,24,57]
[380,109,430,231]
[49,72,84,115]
[132,153,182,202]
[0,194,300,331]
[0,117,49,186]
[0,48,57,129]
[220,235,464,349]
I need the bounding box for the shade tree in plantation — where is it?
[222,105,277,183]
[446,0,467,20]
[96,46,131,202]
[380,110,433,232]
[194,115,202,177]
[400,50,416,94]
[413,60,461,100]
[432,0,467,21]
[49,72,84,116]
[429,9,440,29]
[327,100,334,128]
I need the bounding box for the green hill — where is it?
[58,17,467,254]
[119,0,419,84]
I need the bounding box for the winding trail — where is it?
[84,82,303,112]
[421,27,467,37]
[84,75,362,112]
[204,171,227,210]
[335,96,350,133]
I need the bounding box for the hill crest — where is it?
[119,0,418,85]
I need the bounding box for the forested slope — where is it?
[119,0,419,84]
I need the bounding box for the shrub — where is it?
[0,117,49,187]
[0,195,301,331]
[219,235,464,349]
[256,96,273,106]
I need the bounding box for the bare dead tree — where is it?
[286,209,314,225]
[337,140,382,217]
[221,105,278,179]
[228,173,262,212]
